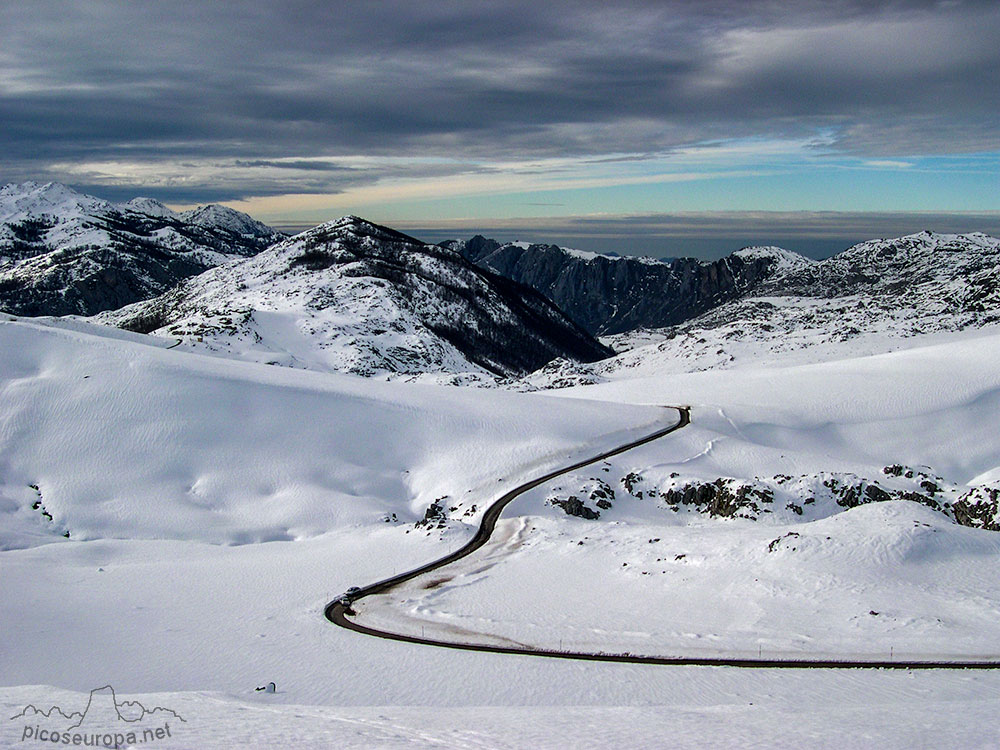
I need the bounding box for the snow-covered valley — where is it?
[4,220,1000,747]
[6,0,1000,741]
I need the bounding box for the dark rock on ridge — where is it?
[446,236,802,335]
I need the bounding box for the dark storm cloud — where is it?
[62,183,296,206]
[2,0,998,199]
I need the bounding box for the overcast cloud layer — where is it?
[1,0,998,252]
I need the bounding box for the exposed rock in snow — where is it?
[545,464,1000,531]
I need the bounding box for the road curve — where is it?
[326,406,1000,670]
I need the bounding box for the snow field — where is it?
[0,316,656,549]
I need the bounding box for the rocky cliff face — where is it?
[521,231,1000,387]
[446,236,811,335]
[0,182,282,316]
[102,217,613,379]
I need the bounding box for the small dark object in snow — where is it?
[767,531,800,553]
[869,610,880,616]
[255,682,276,693]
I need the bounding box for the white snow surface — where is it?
[4,677,1000,749]
[360,331,1000,658]
[0,314,652,549]
[6,237,1000,746]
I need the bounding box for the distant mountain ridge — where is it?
[522,231,1000,387]
[0,181,282,316]
[102,216,612,380]
[5,184,994,389]
[445,235,813,335]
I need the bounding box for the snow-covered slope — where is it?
[0,314,650,550]
[0,182,282,316]
[100,217,613,379]
[6,283,1000,746]
[360,331,1000,665]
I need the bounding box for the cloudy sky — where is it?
[3,0,998,257]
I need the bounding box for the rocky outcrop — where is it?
[659,479,775,519]
[548,464,1000,530]
[551,496,601,520]
[446,236,810,335]
[548,477,616,519]
[952,487,1000,531]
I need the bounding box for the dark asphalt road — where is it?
[326,406,1000,670]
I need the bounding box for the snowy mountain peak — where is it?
[0,180,114,222]
[330,214,366,226]
[761,231,1000,299]
[0,181,282,317]
[842,231,1000,260]
[731,245,815,273]
[308,215,413,241]
[123,197,176,218]
[310,215,379,233]
[178,203,276,238]
[103,215,613,380]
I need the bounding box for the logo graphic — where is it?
[9,685,185,748]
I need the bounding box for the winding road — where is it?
[326,406,1000,670]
